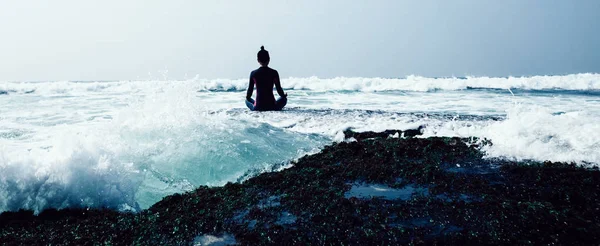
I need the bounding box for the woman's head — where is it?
[257,46,270,65]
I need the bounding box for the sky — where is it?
[0,0,599,81]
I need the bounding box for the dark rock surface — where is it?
[1,131,599,245]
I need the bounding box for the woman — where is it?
[245,46,287,111]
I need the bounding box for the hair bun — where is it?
[260,46,265,50]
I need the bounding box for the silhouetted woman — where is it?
[245,46,287,111]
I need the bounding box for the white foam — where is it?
[2,73,600,95]
[0,127,143,213]
[195,74,600,92]
[236,101,600,165]
[479,106,600,164]
[417,104,600,164]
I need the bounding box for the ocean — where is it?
[1,73,599,214]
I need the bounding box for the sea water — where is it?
[1,74,599,213]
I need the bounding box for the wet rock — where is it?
[1,131,599,245]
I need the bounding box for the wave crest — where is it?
[2,73,599,95]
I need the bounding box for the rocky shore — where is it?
[1,130,599,245]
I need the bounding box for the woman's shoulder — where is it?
[252,67,278,75]
[250,68,262,76]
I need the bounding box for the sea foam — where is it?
[1,73,599,95]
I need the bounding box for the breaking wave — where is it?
[1,73,599,95]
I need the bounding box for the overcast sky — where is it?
[1,0,599,81]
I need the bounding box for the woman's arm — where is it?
[274,71,286,97]
[246,72,254,100]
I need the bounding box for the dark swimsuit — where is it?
[245,67,286,111]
